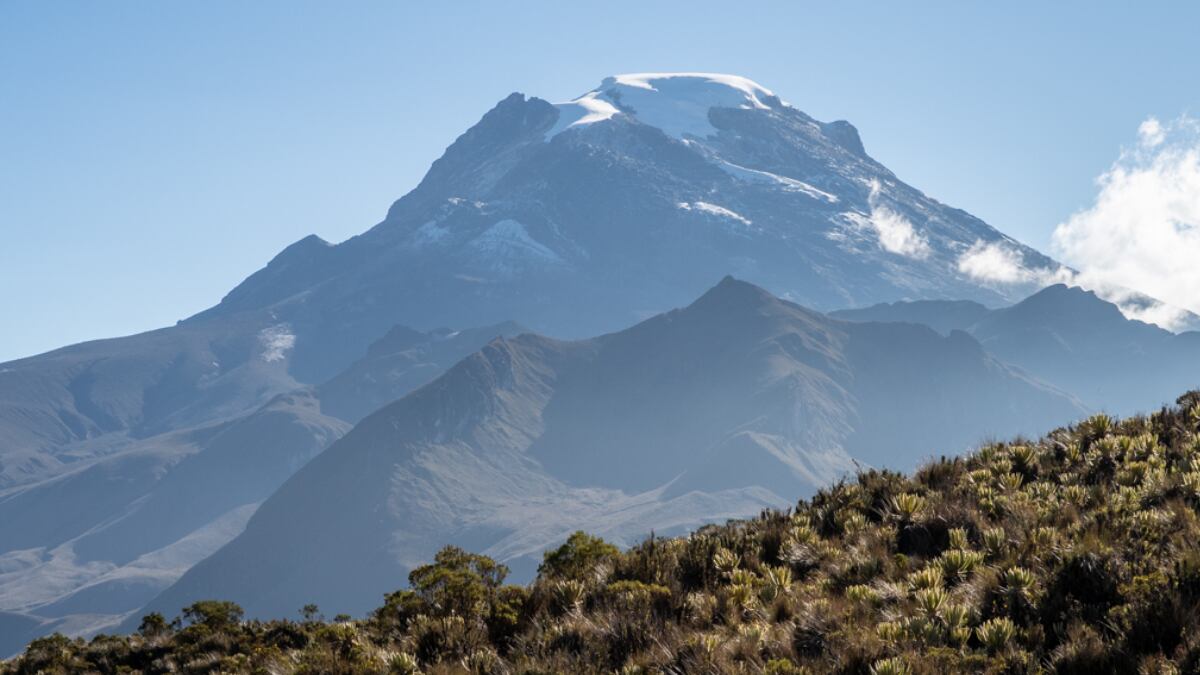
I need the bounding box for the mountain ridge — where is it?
[13,392,1200,673]
[0,72,1112,491]
[193,72,1066,384]
[1,72,1188,650]
[0,321,525,647]
[833,283,1200,413]
[136,277,1084,622]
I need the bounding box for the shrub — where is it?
[976,617,1017,653]
[870,656,911,675]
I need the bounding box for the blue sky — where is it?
[2,2,1198,361]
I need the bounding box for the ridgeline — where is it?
[9,393,1200,674]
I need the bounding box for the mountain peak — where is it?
[1009,283,1123,321]
[977,283,1174,345]
[985,284,1147,336]
[548,72,785,140]
[693,275,779,308]
[605,72,779,103]
[677,276,824,329]
[213,70,1072,379]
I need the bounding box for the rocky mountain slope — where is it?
[137,278,1084,622]
[0,322,519,654]
[2,73,1069,504]
[13,394,1200,674]
[3,72,1184,652]
[197,73,1068,383]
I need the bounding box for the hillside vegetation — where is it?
[9,393,1200,674]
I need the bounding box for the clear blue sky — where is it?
[2,2,1197,362]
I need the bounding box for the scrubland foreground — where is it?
[10,392,1200,674]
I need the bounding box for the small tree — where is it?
[408,546,509,619]
[539,531,619,581]
[180,600,244,631]
[137,612,171,638]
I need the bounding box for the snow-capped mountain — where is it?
[0,73,1076,473]
[0,72,1153,649]
[204,73,1063,385]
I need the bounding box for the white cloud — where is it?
[955,238,1193,330]
[1051,115,1200,328]
[956,239,1071,285]
[957,240,1034,283]
[1073,277,1194,330]
[866,181,931,258]
[1138,117,1165,148]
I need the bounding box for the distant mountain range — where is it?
[0,322,520,654]
[833,284,1200,414]
[0,73,1195,653]
[133,277,1083,622]
[2,73,1067,495]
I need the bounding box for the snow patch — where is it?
[258,325,295,363]
[718,161,838,202]
[677,201,752,225]
[468,220,566,275]
[548,73,781,141]
[547,91,620,139]
[612,73,776,108]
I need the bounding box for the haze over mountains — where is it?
[0,73,1168,492]
[135,277,1083,622]
[0,323,520,654]
[833,284,1200,414]
[0,73,1195,653]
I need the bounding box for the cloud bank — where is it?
[1051,116,1200,329]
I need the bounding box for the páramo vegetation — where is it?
[9,392,1200,674]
